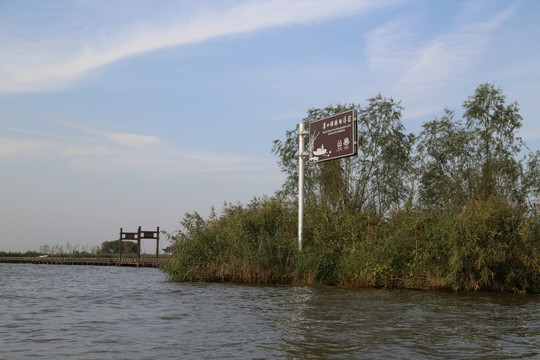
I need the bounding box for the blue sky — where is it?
[1,0,539,252]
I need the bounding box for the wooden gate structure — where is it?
[119,226,160,261]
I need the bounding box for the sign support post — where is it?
[298,123,309,251]
[297,110,357,251]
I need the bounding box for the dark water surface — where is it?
[1,264,539,359]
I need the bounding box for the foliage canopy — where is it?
[164,83,540,293]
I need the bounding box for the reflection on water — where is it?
[1,264,539,359]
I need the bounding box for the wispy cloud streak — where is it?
[365,2,518,113]
[0,0,403,93]
[0,138,53,158]
[2,125,270,177]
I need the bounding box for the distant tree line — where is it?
[99,240,138,254]
[1,241,139,257]
[38,243,100,255]
[164,83,540,293]
[38,242,136,255]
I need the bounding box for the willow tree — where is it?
[463,83,525,200]
[416,109,476,209]
[523,151,540,209]
[416,83,533,209]
[354,95,415,214]
[272,96,414,216]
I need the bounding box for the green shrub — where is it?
[163,196,540,293]
[164,197,297,283]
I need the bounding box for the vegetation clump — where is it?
[2,240,140,258]
[163,83,540,293]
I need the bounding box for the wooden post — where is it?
[156,226,160,258]
[119,228,123,261]
[137,226,141,263]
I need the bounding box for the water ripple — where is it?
[0,264,539,359]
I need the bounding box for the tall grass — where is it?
[164,198,297,283]
[163,196,540,293]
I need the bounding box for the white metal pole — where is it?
[298,123,307,251]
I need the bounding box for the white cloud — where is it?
[64,146,114,157]
[0,138,53,158]
[107,133,160,148]
[365,2,517,110]
[2,124,271,177]
[397,8,513,93]
[365,16,417,76]
[64,144,268,177]
[0,0,405,93]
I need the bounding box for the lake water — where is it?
[1,263,539,359]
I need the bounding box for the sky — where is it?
[1,0,539,253]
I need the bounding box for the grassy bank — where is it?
[164,84,540,293]
[163,196,540,293]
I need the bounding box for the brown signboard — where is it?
[142,232,157,239]
[122,232,138,240]
[308,109,357,163]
